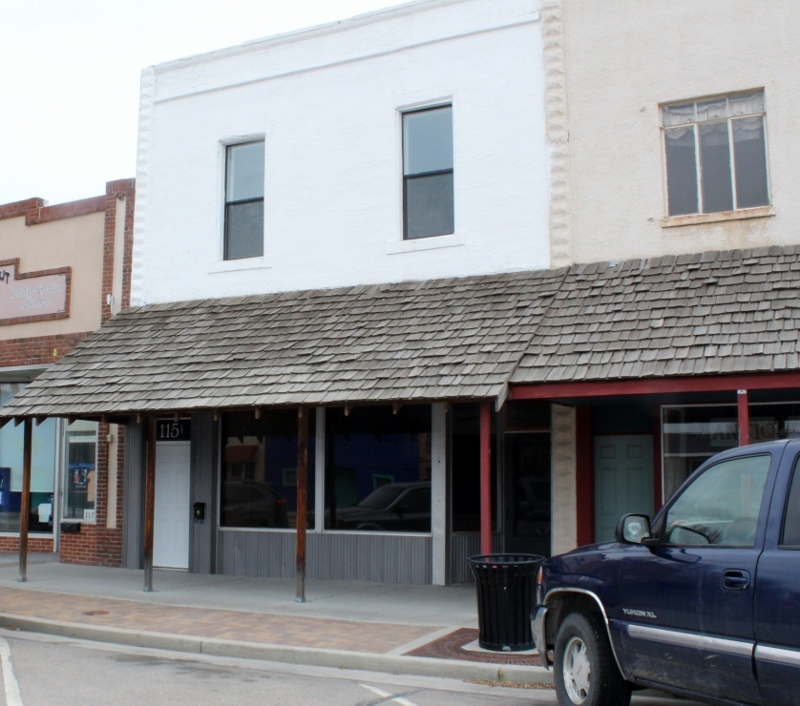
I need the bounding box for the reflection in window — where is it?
[781,457,800,547]
[663,454,770,547]
[663,403,800,501]
[220,410,314,529]
[63,420,98,521]
[325,405,431,532]
[0,383,56,533]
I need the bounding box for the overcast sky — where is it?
[0,0,406,205]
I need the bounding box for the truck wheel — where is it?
[553,612,631,706]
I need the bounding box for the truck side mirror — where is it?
[616,513,652,544]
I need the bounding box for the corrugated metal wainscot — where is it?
[215,530,433,584]
[449,533,503,584]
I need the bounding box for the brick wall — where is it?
[0,332,88,368]
[0,536,54,553]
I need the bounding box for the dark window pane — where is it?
[782,457,800,547]
[403,106,453,176]
[325,405,431,533]
[700,121,733,213]
[226,142,264,202]
[220,410,315,529]
[225,200,264,260]
[665,127,699,216]
[404,171,454,239]
[733,117,769,208]
[664,454,770,547]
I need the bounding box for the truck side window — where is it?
[780,457,800,547]
[663,454,770,547]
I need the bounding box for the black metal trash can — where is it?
[467,553,544,652]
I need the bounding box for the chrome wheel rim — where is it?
[563,635,591,704]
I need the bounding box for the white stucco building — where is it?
[133,0,550,305]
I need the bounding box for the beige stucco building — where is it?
[540,0,800,553]
[552,0,799,264]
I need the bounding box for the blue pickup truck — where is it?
[532,438,800,706]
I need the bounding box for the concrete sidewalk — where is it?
[0,554,548,686]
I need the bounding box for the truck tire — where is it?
[553,612,631,706]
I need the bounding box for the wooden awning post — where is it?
[479,400,492,555]
[295,406,308,603]
[143,415,157,592]
[18,418,32,583]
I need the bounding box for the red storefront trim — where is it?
[510,372,800,400]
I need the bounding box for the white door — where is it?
[153,441,191,569]
[594,435,654,543]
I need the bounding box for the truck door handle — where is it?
[722,569,750,591]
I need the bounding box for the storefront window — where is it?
[662,406,737,500]
[325,405,431,532]
[63,420,98,521]
[220,410,315,529]
[662,402,800,500]
[0,382,57,533]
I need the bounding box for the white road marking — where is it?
[0,637,23,706]
[360,683,420,706]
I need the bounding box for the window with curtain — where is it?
[662,91,769,216]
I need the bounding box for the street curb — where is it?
[0,613,553,686]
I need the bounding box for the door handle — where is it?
[722,569,750,591]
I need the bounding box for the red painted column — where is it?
[738,390,750,446]
[480,400,492,555]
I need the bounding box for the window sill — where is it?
[208,256,273,273]
[386,233,465,255]
[661,206,774,229]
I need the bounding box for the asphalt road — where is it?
[0,629,706,706]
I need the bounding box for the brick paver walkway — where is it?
[0,586,437,653]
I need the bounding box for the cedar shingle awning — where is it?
[0,269,564,420]
[512,245,800,385]
[3,244,800,422]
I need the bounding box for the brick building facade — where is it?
[0,180,134,563]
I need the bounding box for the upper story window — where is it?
[225,141,264,260]
[403,105,453,240]
[662,91,769,217]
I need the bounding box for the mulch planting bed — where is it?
[405,627,542,665]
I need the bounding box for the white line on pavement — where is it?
[359,683,419,706]
[0,637,23,706]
